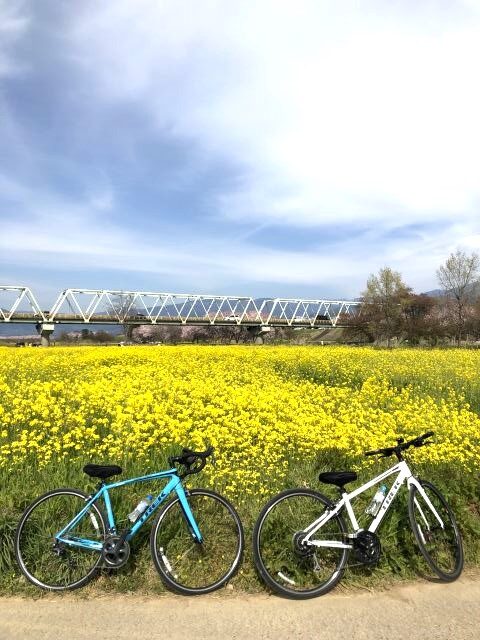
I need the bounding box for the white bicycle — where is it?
[253,432,464,599]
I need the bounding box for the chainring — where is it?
[353,530,381,565]
[102,535,131,569]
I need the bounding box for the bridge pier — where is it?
[36,323,55,347]
[247,325,271,344]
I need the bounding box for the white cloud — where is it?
[2,1,480,298]
[68,0,480,229]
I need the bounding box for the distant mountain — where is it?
[423,289,444,297]
[423,282,479,299]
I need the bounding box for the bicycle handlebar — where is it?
[168,445,214,478]
[364,432,434,460]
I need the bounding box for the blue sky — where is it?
[1,0,480,306]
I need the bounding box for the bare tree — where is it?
[112,293,140,340]
[402,294,437,345]
[163,325,183,344]
[436,250,479,344]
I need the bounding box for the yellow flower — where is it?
[0,344,479,496]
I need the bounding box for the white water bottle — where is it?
[128,494,153,522]
[365,485,387,516]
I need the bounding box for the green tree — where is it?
[361,267,412,346]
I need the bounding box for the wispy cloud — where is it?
[1,181,475,298]
[0,0,29,77]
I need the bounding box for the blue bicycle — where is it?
[15,446,244,594]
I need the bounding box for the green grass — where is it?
[1,455,479,596]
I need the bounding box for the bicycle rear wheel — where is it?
[253,488,349,599]
[408,480,463,581]
[15,488,106,591]
[150,488,244,595]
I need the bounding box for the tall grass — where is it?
[1,454,479,595]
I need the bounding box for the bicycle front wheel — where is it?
[150,488,244,595]
[408,479,463,581]
[253,488,349,599]
[15,488,106,591]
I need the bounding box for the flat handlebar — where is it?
[365,432,434,460]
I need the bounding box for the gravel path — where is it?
[1,577,479,640]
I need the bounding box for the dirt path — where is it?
[1,577,479,640]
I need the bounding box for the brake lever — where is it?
[413,437,430,448]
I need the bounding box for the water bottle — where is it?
[365,485,387,516]
[128,494,153,522]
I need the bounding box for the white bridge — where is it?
[1,286,361,343]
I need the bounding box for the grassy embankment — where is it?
[1,345,479,595]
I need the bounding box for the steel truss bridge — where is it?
[0,286,361,331]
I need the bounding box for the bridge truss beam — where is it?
[0,286,361,328]
[0,286,45,322]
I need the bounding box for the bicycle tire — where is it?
[253,488,349,599]
[408,479,463,581]
[15,488,106,591]
[150,488,244,595]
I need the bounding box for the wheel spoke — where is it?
[409,481,463,581]
[16,490,105,591]
[254,489,348,598]
[151,490,243,594]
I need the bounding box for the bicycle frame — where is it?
[55,469,202,552]
[302,460,445,550]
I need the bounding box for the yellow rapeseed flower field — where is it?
[1,345,479,499]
